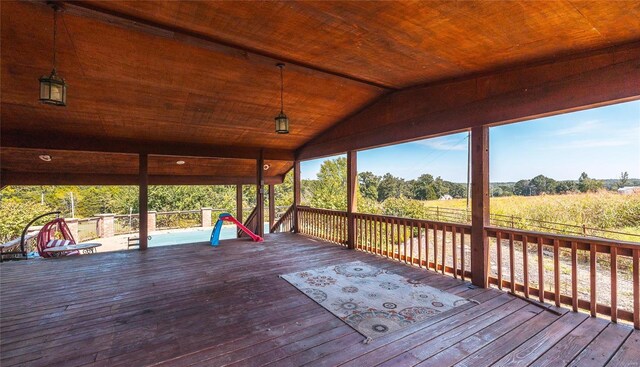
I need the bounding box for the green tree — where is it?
[0,200,51,242]
[513,180,531,196]
[618,171,629,188]
[358,171,381,201]
[555,180,577,194]
[411,174,437,200]
[308,158,348,210]
[378,173,408,201]
[578,172,603,193]
[529,175,557,195]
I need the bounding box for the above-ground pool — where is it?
[148,223,270,247]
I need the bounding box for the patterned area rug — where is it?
[281,260,469,340]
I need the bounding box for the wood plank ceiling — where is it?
[2,0,639,185]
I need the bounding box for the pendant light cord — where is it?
[52,8,57,72]
[280,65,284,113]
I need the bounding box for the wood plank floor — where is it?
[1,233,638,367]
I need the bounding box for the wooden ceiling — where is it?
[2,0,640,185]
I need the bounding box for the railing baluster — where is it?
[633,248,639,329]
[433,225,438,272]
[375,217,380,254]
[496,231,502,289]
[538,236,544,302]
[367,216,372,252]
[441,225,446,274]
[554,239,560,307]
[611,246,617,323]
[373,218,377,254]
[410,222,414,265]
[418,223,424,268]
[396,219,401,261]
[461,228,465,281]
[590,243,597,317]
[369,218,375,253]
[452,226,458,279]
[403,220,408,264]
[523,235,529,298]
[390,218,395,260]
[571,241,578,312]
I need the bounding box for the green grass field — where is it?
[423,192,640,242]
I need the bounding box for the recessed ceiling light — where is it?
[176,160,186,165]
[39,155,52,162]
[263,164,271,170]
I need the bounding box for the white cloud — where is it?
[552,120,601,136]
[412,136,468,151]
[553,139,632,149]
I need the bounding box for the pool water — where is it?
[148,223,270,247]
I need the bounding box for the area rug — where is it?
[280,260,469,340]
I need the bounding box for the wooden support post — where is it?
[471,126,489,287]
[347,151,357,249]
[256,151,265,237]
[236,184,243,238]
[293,161,301,233]
[269,184,275,233]
[139,153,148,251]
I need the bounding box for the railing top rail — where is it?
[297,206,471,229]
[77,217,100,222]
[486,225,640,249]
[354,211,472,229]
[114,214,139,218]
[297,206,347,215]
[156,210,201,215]
[271,205,294,232]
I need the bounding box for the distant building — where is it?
[617,186,640,195]
[439,194,453,200]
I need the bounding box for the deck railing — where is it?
[353,213,473,279]
[297,207,348,246]
[240,207,259,237]
[271,205,294,233]
[486,226,639,328]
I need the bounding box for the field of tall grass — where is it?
[440,192,640,242]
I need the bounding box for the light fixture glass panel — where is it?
[50,83,62,101]
[40,82,50,100]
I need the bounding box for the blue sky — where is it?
[301,100,640,183]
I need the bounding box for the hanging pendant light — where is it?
[274,63,289,134]
[39,4,67,106]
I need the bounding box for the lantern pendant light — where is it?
[274,63,289,134]
[39,4,67,106]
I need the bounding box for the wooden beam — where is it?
[297,42,640,160]
[139,154,149,251]
[256,151,265,238]
[0,172,284,186]
[471,126,489,287]
[293,161,301,233]
[1,132,295,161]
[347,151,357,249]
[268,185,276,233]
[60,0,394,90]
[236,184,243,238]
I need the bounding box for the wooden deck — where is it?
[1,233,638,367]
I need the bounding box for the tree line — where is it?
[493,171,635,197]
